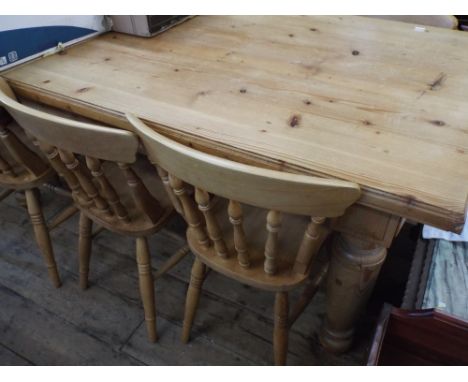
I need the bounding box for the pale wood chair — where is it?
[0,78,184,343]
[0,103,62,288]
[366,15,458,29]
[128,114,362,365]
[0,103,67,288]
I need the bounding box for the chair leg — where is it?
[273,291,289,365]
[25,188,61,288]
[181,257,206,343]
[48,203,79,231]
[136,237,157,343]
[78,212,93,290]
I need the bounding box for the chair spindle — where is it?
[293,216,328,274]
[39,143,91,206]
[169,175,210,249]
[155,164,183,215]
[228,200,250,268]
[59,149,111,215]
[264,210,282,275]
[118,162,163,224]
[86,157,130,222]
[195,188,228,258]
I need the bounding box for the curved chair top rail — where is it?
[0,78,138,163]
[127,113,361,217]
[366,15,458,29]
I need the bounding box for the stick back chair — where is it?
[0,78,178,343]
[0,92,61,287]
[128,114,362,365]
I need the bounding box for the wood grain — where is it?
[2,16,467,231]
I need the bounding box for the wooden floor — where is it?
[0,188,372,366]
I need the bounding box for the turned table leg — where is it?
[320,233,387,353]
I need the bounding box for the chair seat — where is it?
[187,197,311,292]
[0,121,55,190]
[75,154,174,237]
[0,164,54,190]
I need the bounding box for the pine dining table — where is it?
[2,15,467,354]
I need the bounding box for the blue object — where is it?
[0,25,96,68]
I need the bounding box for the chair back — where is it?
[0,104,51,189]
[0,78,163,225]
[128,114,361,276]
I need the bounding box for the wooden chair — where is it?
[0,102,62,288]
[128,114,362,365]
[0,78,184,343]
[366,16,458,29]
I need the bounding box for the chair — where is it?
[128,114,361,365]
[366,16,458,30]
[0,78,184,343]
[0,102,62,288]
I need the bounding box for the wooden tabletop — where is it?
[3,16,468,232]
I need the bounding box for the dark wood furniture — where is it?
[368,304,468,365]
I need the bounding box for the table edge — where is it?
[4,78,466,233]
